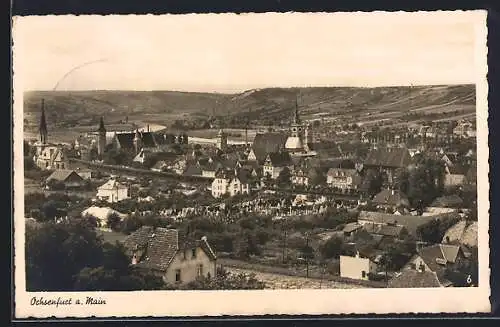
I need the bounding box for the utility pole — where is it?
[282,222,288,264]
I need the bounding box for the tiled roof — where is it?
[251,132,288,163]
[343,222,362,233]
[266,152,292,167]
[442,220,477,248]
[122,227,216,271]
[98,179,128,190]
[461,222,478,247]
[416,244,461,278]
[364,147,412,168]
[442,220,467,244]
[46,169,83,182]
[431,195,464,208]
[388,270,442,288]
[115,131,157,150]
[373,189,410,207]
[358,211,444,236]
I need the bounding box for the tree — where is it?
[26,220,164,291]
[407,159,445,207]
[106,213,122,231]
[416,217,459,244]
[276,167,291,186]
[319,236,345,260]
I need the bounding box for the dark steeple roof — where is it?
[97,117,106,133]
[293,94,301,124]
[39,99,48,143]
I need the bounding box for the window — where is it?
[361,271,366,278]
[175,269,181,282]
[192,248,197,259]
[197,264,203,277]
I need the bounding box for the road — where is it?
[225,267,368,289]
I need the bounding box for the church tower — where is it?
[133,129,142,155]
[216,129,228,151]
[39,99,48,144]
[97,116,107,156]
[285,94,305,152]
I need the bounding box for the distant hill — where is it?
[23,84,475,125]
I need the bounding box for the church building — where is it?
[32,99,69,170]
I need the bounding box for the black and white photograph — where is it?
[13,11,490,317]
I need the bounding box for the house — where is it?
[96,179,130,203]
[122,227,217,285]
[357,211,448,237]
[74,168,94,180]
[46,169,86,189]
[339,251,378,281]
[403,243,466,287]
[326,168,362,190]
[388,269,443,288]
[431,195,464,208]
[362,222,408,239]
[110,130,158,155]
[248,132,288,164]
[81,206,128,229]
[211,169,251,198]
[342,222,363,238]
[372,188,410,211]
[33,144,69,170]
[262,152,293,179]
[291,166,309,186]
[444,164,468,188]
[364,147,412,184]
[442,220,478,248]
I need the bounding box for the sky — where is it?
[13,11,485,93]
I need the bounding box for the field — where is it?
[23,84,475,132]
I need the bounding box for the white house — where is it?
[340,251,378,281]
[96,179,130,203]
[33,144,69,170]
[211,169,250,198]
[326,168,362,190]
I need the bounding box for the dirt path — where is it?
[226,267,368,289]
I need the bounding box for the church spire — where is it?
[39,99,48,144]
[98,116,106,133]
[293,94,301,124]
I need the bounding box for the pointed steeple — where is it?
[39,99,48,144]
[293,94,300,125]
[97,116,106,133]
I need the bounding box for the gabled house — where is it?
[46,169,86,189]
[211,168,251,198]
[326,168,362,190]
[372,188,410,212]
[444,164,468,188]
[364,147,412,184]
[263,152,293,179]
[96,179,129,203]
[33,145,69,170]
[122,227,217,285]
[248,132,288,164]
[403,243,466,287]
[339,251,378,281]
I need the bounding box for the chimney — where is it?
[147,124,150,132]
